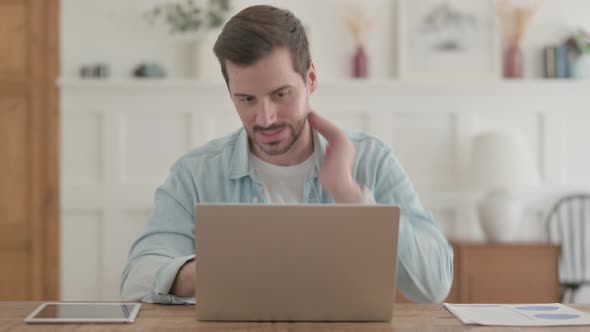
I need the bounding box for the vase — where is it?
[503,45,523,79]
[171,31,205,79]
[352,46,368,78]
[184,39,202,79]
[572,54,590,79]
[175,32,224,81]
[478,189,524,243]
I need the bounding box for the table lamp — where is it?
[468,131,541,242]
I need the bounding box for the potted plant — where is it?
[570,30,590,79]
[144,0,231,78]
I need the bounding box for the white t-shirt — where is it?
[249,153,313,204]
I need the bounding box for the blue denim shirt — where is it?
[121,128,453,304]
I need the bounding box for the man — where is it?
[121,5,453,304]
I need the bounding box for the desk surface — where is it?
[2,302,590,331]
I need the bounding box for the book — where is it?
[543,46,557,78]
[556,44,570,78]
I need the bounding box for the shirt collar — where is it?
[228,128,252,179]
[310,130,327,178]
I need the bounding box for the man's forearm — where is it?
[396,216,454,303]
[121,254,196,304]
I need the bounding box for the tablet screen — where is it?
[25,303,141,323]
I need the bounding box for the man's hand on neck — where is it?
[308,111,364,204]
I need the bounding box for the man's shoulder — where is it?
[344,129,390,152]
[343,130,402,180]
[173,129,242,168]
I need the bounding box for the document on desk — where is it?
[444,303,590,326]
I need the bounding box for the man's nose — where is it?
[255,99,277,128]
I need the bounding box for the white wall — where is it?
[59,79,590,300]
[62,0,590,80]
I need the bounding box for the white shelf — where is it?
[57,77,590,90]
[58,77,590,116]
[57,78,227,89]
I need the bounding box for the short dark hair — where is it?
[213,5,311,86]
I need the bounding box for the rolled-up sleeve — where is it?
[374,148,454,303]
[121,163,198,304]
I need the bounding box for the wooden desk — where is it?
[2,302,589,331]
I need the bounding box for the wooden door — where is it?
[0,0,59,300]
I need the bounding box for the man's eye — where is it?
[239,96,254,103]
[276,90,291,98]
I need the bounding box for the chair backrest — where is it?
[546,194,590,285]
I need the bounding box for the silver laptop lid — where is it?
[195,204,400,322]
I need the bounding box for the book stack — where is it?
[544,30,590,79]
[543,45,572,78]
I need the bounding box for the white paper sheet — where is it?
[444,303,590,326]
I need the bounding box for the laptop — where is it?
[194,204,400,322]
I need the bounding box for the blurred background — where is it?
[2,0,590,304]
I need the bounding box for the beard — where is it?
[249,115,308,156]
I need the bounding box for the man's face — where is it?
[226,47,316,157]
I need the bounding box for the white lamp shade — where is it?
[468,131,541,190]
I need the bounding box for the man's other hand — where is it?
[171,259,195,297]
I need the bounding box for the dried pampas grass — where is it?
[346,3,372,48]
[497,0,542,47]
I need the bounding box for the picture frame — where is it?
[396,0,501,81]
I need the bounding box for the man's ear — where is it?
[307,61,317,94]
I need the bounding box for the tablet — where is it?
[24,302,141,324]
